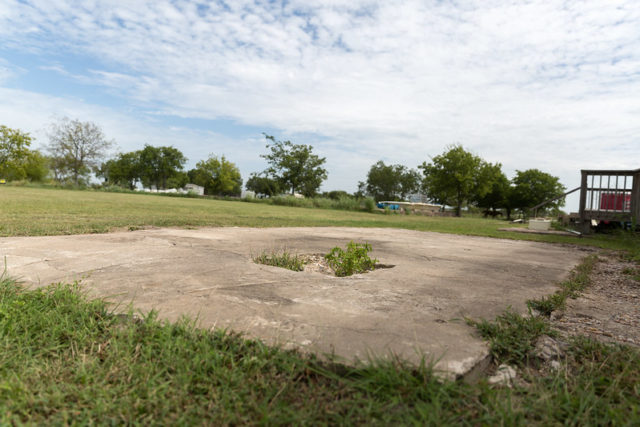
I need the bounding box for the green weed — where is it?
[324,241,378,277]
[468,309,552,366]
[527,255,598,316]
[527,293,566,316]
[253,249,306,271]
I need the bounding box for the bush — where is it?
[363,198,376,213]
[324,241,378,277]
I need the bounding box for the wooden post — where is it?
[579,170,589,233]
[631,170,640,227]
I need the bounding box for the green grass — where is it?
[1,276,639,424]
[527,255,598,316]
[2,185,640,423]
[253,249,307,271]
[469,310,553,367]
[1,186,639,258]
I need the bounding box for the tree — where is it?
[167,171,189,190]
[188,155,242,196]
[0,125,47,181]
[261,134,327,197]
[138,145,187,190]
[510,169,566,217]
[22,150,49,182]
[97,151,142,190]
[46,118,113,184]
[419,145,491,217]
[361,161,420,201]
[245,173,280,197]
[473,163,510,217]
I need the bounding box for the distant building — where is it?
[407,193,429,203]
[140,183,204,196]
[184,184,204,196]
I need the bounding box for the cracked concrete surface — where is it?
[0,227,585,377]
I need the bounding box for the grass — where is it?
[527,255,598,316]
[2,185,640,422]
[463,255,640,423]
[469,310,553,366]
[253,249,307,271]
[1,275,639,424]
[622,266,640,282]
[1,186,639,259]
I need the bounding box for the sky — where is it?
[1,0,639,210]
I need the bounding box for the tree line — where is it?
[359,144,566,217]
[1,119,566,216]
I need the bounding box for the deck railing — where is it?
[579,168,640,229]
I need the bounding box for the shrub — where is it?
[363,198,376,213]
[324,241,378,277]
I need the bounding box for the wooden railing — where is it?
[579,168,640,230]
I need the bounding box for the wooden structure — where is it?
[578,168,640,231]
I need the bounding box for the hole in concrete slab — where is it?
[252,250,395,276]
[300,254,394,276]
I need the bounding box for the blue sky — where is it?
[1,0,639,209]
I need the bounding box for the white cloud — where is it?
[0,87,267,178]
[0,0,639,208]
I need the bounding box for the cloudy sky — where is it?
[1,0,638,208]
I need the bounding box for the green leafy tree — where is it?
[166,171,189,190]
[138,145,187,190]
[97,151,142,190]
[261,134,327,197]
[22,150,49,182]
[188,155,242,196]
[245,173,280,197]
[510,169,566,217]
[46,118,114,185]
[473,163,510,217]
[0,125,46,181]
[361,161,420,201]
[419,145,491,217]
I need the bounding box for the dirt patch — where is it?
[551,255,640,347]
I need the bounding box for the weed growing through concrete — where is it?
[253,249,306,271]
[527,255,598,316]
[324,241,378,277]
[468,310,553,366]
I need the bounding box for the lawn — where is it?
[1,186,638,256]
[1,185,639,424]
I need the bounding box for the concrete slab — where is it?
[0,227,585,377]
